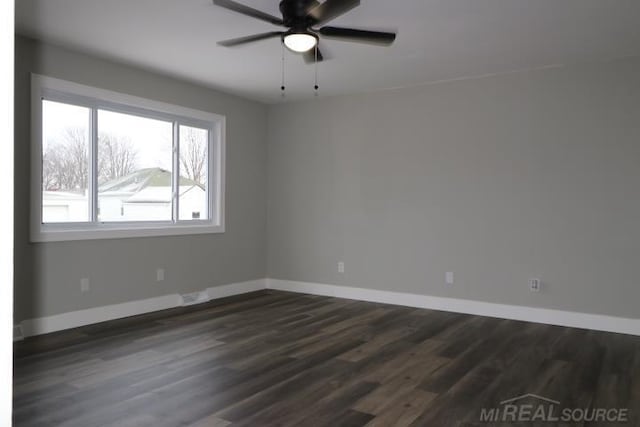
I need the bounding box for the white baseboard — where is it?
[266,279,640,336]
[16,277,639,338]
[207,279,265,300]
[18,279,267,338]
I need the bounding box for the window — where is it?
[31,75,225,242]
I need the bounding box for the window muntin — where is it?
[32,75,225,241]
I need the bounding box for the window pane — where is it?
[178,125,209,221]
[42,100,90,223]
[97,110,173,222]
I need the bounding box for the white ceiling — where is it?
[16,0,640,104]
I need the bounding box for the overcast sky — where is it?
[43,99,173,170]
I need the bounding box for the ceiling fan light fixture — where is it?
[283,32,318,53]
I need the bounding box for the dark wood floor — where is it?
[13,290,640,427]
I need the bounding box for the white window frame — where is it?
[31,74,225,242]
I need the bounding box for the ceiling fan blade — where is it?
[212,0,283,26]
[319,26,396,45]
[307,0,360,26]
[218,31,283,47]
[302,47,324,64]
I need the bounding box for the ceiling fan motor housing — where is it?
[280,0,318,27]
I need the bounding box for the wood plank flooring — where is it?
[13,290,640,427]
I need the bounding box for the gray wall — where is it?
[14,37,268,322]
[15,36,640,323]
[268,57,640,319]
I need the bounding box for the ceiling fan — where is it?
[213,0,397,63]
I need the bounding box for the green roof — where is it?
[100,168,204,193]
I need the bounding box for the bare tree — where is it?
[42,127,138,191]
[179,127,207,184]
[42,127,88,191]
[43,126,207,191]
[98,133,138,183]
[41,150,59,191]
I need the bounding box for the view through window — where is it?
[179,125,209,221]
[96,110,174,222]
[42,100,90,223]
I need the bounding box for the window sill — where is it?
[31,223,225,243]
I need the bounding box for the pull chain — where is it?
[281,41,286,98]
[314,44,319,96]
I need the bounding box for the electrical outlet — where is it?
[156,268,165,282]
[80,278,90,293]
[338,262,345,274]
[529,278,541,292]
[446,272,454,285]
